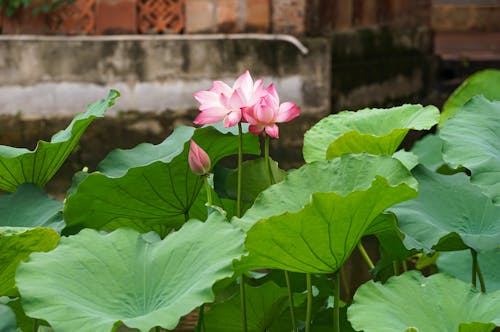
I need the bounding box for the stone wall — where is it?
[0,35,329,194]
[330,26,435,111]
[0,35,328,116]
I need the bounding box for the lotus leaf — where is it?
[16,212,245,332]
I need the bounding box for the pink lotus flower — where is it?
[188,140,211,175]
[193,70,267,127]
[243,84,301,138]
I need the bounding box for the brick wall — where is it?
[306,0,431,35]
[0,0,430,35]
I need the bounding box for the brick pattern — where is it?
[306,0,431,35]
[49,0,95,34]
[0,0,433,35]
[96,0,136,34]
[185,0,214,33]
[272,0,306,34]
[137,0,185,33]
[245,0,270,32]
[2,3,49,34]
[216,0,239,33]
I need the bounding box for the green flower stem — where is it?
[240,275,248,332]
[402,260,408,272]
[305,273,312,332]
[204,175,212,206]
[357,242,375,270]
[33,319,39,332]
[471,249,487,293]
[265,135,297,330]
[196,304,205,332]
[333,272,340,332]
[236,123,247,332]
[264,135,275,185]
[237,122,243,218]
[393,261,399,276]
[284,271,297,332]
[155,326,160,332]
[340,266,351,300]
[471,249,478,289]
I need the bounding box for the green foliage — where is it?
[303,104,439,162]
[240,176,416,273]
[348,271,500,332]
[0,183,64,231]
[16,212,245,332]
[441,69,500,124]
[3,71,500,331]
[234,154,417,232]
[438,250,500,292]
[440,96,500,204]
[0,227,59,296]
[204,281,306,332]
[0,90,119,192]
[64,125,260,234]
[0,303,16,332]
[389,166,500,253]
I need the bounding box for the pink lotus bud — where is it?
[188,140,211,175]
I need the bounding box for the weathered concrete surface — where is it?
[330,26,435,111]
[0,34,329,117]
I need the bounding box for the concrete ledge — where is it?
[0,34,329,117]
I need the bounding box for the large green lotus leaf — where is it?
[438,249,500,292]
[204,281,306,332]
[64,126,259,233]
[389,165,500,253]
[0,227,59,296]
[214,158,286,202]
[459,322,496,332]
[234,154,417,232]
[16,212,245,332]
[392,150,418,171]
[239,177,416,274]
[2,297,35,332]
[0,90,119,192]
[440,96,500,204]
[213,158,286,218]
[411,133,445,171]
[303,104,439,162]
[348,271,500,332]
[0,304,16,332]
[0,184,64,231]
[0,303,16,332]
[441,69,500,124]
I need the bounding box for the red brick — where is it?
[216,0,239,33]
[49,0,95,35]
[96,0,135,34]
[2,3,49,34]
[137,0,185,34]
[246,0,270,33]
[185,0,215,33]
[272,0,306,35]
